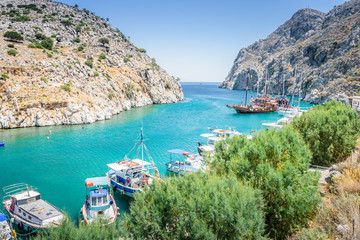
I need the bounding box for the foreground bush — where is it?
[291,101,360,166]
[32,216,122,240]
[212,127,321,239]
[122,173,267,240]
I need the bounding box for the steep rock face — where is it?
[0,0,183,129]
[220,0,360,104]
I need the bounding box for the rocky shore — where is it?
[0,0,184,129]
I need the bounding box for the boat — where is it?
[197,134,221,157]
[106,128,161,198]
[227,69,278,113]
[81,177,118,225]
[262,117,291,130]
[210,127,242,138]
[0,142,4,147]
[0,211,16,240]
[2,183,64,232]
[165,149,204,175]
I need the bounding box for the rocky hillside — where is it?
[0,0,183,128]
[220,0,360,104]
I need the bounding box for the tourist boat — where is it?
[0,211,16,240]
[262,117,291,130]
[166,149,204,175]
[2,183,64,232]
[227,69,278,114]
[106,128,161,198]
[81,177,118,225]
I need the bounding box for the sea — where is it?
[0,82,313,218]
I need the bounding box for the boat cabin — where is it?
[85,177,112,212]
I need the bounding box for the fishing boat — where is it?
[166,149,204,175]
[0,211,16,240]
[262,117,291,130]
[210,127,242,138]
[2,183,64,232]
[227,69,278,114]
[197,134,221,157]
[106,128,161,198]
[81,177,118,225]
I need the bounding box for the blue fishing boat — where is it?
[81,177,118,225]
[0,142,4,147]
[106,128,161,198]
[166,149,204,175]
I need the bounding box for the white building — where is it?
[349,96,360,115]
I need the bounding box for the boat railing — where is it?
[2,183,37,200]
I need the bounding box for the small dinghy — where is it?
[2,183,64,232]
[0,142,4,147]
[0,212,16,240]
[81,177,118,225]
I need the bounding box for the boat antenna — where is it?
[290,66,297,108]
[245,68,250,105]
[282,73,285,97]
[26,184,30,197]
[141,127,144,166]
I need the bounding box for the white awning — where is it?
[107,163,128,171]
[200,133,215,138]
[132,159,152,166]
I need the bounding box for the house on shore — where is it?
[349,96,360,116]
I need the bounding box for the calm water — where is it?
[0,83,313,218]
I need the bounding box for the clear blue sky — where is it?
[58,0,346,82]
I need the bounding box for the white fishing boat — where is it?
[165,149,205,175]
[197,134,221,157]
[2,183,63,232]
[0,211,16,240]
[262,117,291,129]
[81,177,118,225]
[107,128,161,198]
[210,127,242,138]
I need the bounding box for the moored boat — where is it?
[0,142,4,147]
[81,177,118,225]
[262,117,291,130]
[2,183,63,232]
[106,128,161,198]
[166,149,204,175]
[0,211,16,240]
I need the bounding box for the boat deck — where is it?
[20,199,62,221]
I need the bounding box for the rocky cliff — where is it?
[220,0,360,104]
[0,0,183,129]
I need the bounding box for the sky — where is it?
[58,0,347,82]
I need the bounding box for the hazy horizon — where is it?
[58,0,347,82]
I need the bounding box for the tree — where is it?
[123,173,267,240]
[291,101,360,166]
[212,126,321,239]
[41,38,53,50]
[98,37,109,46]
[3,31,23,41]
[74,4,79,8]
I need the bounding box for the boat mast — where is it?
[265,69,268,95]
[291,66,297,108]
[298,73,303,109]
[282,74,285,97]
[245,68,250,105]
[257,67,260,97]
[141,128,144,166]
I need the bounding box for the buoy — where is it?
[46,136,49,139]
[49,130,52,134]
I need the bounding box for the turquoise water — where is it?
[0,83,313,218]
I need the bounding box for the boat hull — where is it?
[81,194,117,225]
[227,105,277,114]
[109,178,141,198]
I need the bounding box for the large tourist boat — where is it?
[106,128,161,198]
[81,177,118,225]
[0,211,16,240]
[166,149,204,175]
[227,69,278,114]
[2,183,64,232]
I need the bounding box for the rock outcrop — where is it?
[220,0,360,104]
[0,0,183,128]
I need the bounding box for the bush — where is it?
[0,74,9,79]
[123,173,266,239]
[35,34,47,40]
[291,101,360,166]
[98,53,106,61]
[98,37,109,46]
[47,53,52,58]
[7,44,14,48]
[7,49,18,56]
[108,93,113,100]
[74,37,80,43]
[41,38,53,50]
[93,72,99,77]
[33,26,42,31]
[123,57,130,63]
[165,80,172,89]
[28,44,36,48]
[60,84,71,93]
[3,31,23,41]
[212,127,321,239]
[40,77,48,83]
[77,46,84,51]
[84,60,93,68]
[60,20,73,26]
[11,15,31,22]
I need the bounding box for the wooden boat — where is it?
[2,183,63,232]
[0,211,16,240]
[81,177,118,225]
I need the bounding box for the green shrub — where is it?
[0,74,9,79]
[123,173,266,239]
[67,65,72,69]
[123,57,130,63]
[60,83,71,93]
[41,38,53,50]
[28,44,36,48]
[165,80,172,89]
[51,34,56,38]
[74,37,80,43]
[125,83,134,96]
[212,127,321,239]
[60,20,73,26]
[3,31,23,41]
[40,77,48,83]
[98,53,106,61]
[291,101,360,166]
[35,43,43,49]
[84,60,93,68]
[108,93,113,100]
[6,4,13,7]
[7,49,18,56]
[7,44,14,48]
[33,26,42,31]
[47,53,52,58]
[35,34,47,40]
[93,72,99,77]
[11,15,31,22]
[77,46,84,51]
[98,37,109,46]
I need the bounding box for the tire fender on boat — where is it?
[126,177,131,186]
[18,222,23,230]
